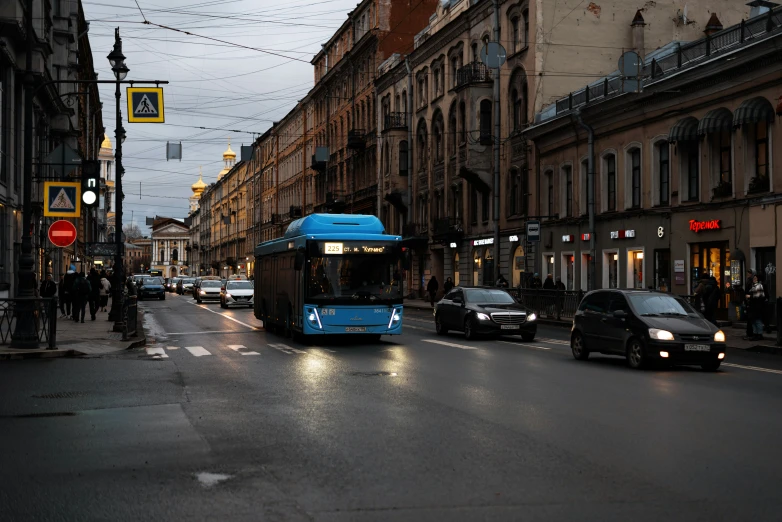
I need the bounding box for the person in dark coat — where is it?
[443,277,454,294]
[745,274,766,341]
[87,268,102,320]
[63,270,76,318]
[555,277,566,291]
[71,272,91,323]
[543,274,555,289]
[39,273,57,298]
[529,273,542,289]
[58,274,68,317]
[427,276,439,307]
[744,269,756,338]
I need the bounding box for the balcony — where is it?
[456,63,492,90]
[383,112,407,132]
[432,217,464,242]
[311,154,327,171]
[418,169,428,188]
[433,162,444,184]
[456,144,492,194]
[403,222,429,238]
[347,129,366,150]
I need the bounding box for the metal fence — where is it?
[0,297,58,349]
[508,289,585,321]
[123,295,138,341]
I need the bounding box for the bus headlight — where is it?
[388,309,402,329]
[306,307,322,329]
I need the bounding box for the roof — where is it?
[284,213,388,238]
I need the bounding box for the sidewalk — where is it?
[0,299,146,360]
[404,299,782,354]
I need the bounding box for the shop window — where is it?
[483,248,494,286]
[628,250,644,289]
[454,252,460,286]
[604,251,619,289]
[473,249,482,286]
[654,249,671,292]
[543,254,555,280]
[512,245,525,287]
[580,253,593,291]
[562,253,575,290]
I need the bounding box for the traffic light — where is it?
[81,160,100,206]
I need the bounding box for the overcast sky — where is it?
[83,0,359,231]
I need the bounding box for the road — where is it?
[2,292,782,521]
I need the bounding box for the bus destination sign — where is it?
[322,242,387,255]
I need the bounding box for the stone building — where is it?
[523,9,782,320]
[150,218,189,279]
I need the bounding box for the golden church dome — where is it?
[191,168,207,193]
[101,133,112,149]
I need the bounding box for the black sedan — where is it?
[570,289,726,371]
[138,277,166,301]
[434,287,537,341]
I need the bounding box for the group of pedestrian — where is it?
[55,268,111,323]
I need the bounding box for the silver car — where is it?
[196,280,222,303]
[220,280,254,308]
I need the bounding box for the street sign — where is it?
[86,242,119,257]
[127,87,165,123]
[44,143,82,177]
[526,220,541,243]
[81,160,100,206]
[48,220,77,248]
[44,181,81,217]
[481,42,507,69]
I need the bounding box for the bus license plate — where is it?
[345,327,366,332]
[685,344,710,352]
[501,324,520,330]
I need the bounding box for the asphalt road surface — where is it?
[2,293,782,521]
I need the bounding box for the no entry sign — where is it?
[48,220,77,248]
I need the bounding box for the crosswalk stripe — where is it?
[228,344,260,356]
[422,339,477,350]
[146,347,168,358]
[185,346,212,357]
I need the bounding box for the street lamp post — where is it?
[107,28,129,331]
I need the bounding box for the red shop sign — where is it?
[689,219,721,233]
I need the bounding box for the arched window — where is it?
[629,148,641,208]
[523,9,530,45]
[508,68,528,131]
[448,102,458,156]
[432,110,444,163]
[172,248,178,262]
[603,153,617,211]
[511,16,520,53]
[416,120,428,172]
[399,141,408,176]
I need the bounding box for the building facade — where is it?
[524,9,782,320]
[150,218,189,278]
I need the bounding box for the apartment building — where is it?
[524,8,782,320]
[375,0,750,297]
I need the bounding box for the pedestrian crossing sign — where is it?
[127,87,165,123]
[44,181,81,217]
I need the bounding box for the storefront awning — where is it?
[668,116,699,143]
[697,108,732,135]
[733,97,775,127]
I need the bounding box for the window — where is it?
[523,9,530,46]
[546,170,554,217]
[658,142,669,206]
[399,141,408,176]
[564,165,573,217]
[511,17,519,53]
[682,141,699,201]
[470,186,478,224]
[718,131,731,186]
[521,166,529,215]
[509,168,519,216]
[630,149,641,208]
[451,57,458,88]
[449,104,457,156]
[755,121,769,182]
[580,159,588,216]
[511,89,521,132]
[479,100,492,145]
[482,191,490,222]
[605,154,616,211]
[459,102,466,144]
[471,42,479,62]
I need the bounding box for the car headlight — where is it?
[476,312,491,321]
[714,330,725,343]
[649,328,674,341]
[388,308,402,328]
[225,293,232,299]
[200,290,206,295]
[527,312,537,322]
[306,307,322,329]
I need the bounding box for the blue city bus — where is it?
[253,214,404,339]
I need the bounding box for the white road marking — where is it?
[195,472,232,488]
[228,344,260,356]
[535,338,571,345]
[723,363,782,375]
[185,346,212,357]
[404,325,430,331]
[497,340,552,350]
[166,346,179,350]
[187,300,260,330]
[145,347,168,358]
[167,330,250,335]
[268,343,294,355]
[273,343,307,354]
[422,339,477,350]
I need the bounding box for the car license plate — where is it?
[501,324,520,330]
[685,344,710,352]
[345,327,366,332]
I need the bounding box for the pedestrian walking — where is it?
[543,274,555,290]
[99,273,111,312]
[58,274,68,317]
[695,275,720,325]
[745,273,766,341]
[744,269,755,338]
[427,275,439,307]
[87,268,101,320]
[63,269,76,318]
[71,271,91,323]
[529,273,542,289]
[443,276,454,294]
[39,273,57,298]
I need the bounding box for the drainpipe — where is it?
[576,109,596,290]
[405,57,413,226]
[492,0,501,281]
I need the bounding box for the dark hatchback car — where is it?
[138,277,166,301]
[570,289,726,371]
[434,287,537,341]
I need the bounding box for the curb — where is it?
[0,349,79,361]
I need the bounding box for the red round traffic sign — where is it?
[48,220,77,248]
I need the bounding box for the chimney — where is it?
[704,13,724,36]
[631,10,646,62]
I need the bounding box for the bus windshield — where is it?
[308,254,402,303]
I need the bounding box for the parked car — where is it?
[196,279,222,303]
[138,276,166,301]
[570,289,726,371]
[434,287,537,341]
[167,277,180,292]
[220,280,254,308]
[177,277,195,295]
